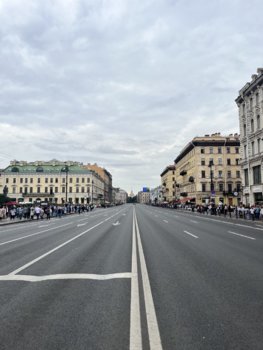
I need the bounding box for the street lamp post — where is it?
[61,164,69,204]
[208,160,214,202]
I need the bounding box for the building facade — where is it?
[174,134,241,205]
[113,188,128,204]
[0,160,104,205]
[137,191,150,204]
[236,68,263,205]
[160,165,176,203]
[84,164,113,204]
[150,185,163,204]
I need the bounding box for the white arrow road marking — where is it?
[77,223,87,227]
[112,221,120,226]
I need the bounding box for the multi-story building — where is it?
[113,188,128,205]
[150,185,163,204]
[0,160,104,205]
[174,134,241,205]
[84,163,113,204]
[160,165,176,203]
[236,68,263,205]
[137,190,150,204]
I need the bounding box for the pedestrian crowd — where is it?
[179,203,263,221]
[0,204,95,222]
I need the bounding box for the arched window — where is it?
[251,119,254,133]
[257,115,260,129]
[11,167,19,172]
[36,166,44,172]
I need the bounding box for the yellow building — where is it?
[160,165,176,203]
[0,160,104,205]
[174,134,241,205]
[84,163,112,204]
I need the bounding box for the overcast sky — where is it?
[0,0,263,193]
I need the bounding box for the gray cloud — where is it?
[0,0,263,192]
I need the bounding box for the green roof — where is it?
[4,165,93,175]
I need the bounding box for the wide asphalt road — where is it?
[0,204,262,350]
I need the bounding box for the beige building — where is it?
[160,165,176,203]
[174,134,241,205]
[84,164,112,204]
[113,188,128,205]
[0,160,104,205]
[137,191,150,204]
[236,68,263,205]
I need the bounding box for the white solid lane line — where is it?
[130,209,142,350]
[0,273,132,282]
[0,222,73,246]
[228,231,256,240]
[135,210,163,350]
[183,231,199,239]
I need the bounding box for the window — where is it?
[218,158,222,165]
[201,171,206,178]
[6,178,9,184]
[55,178,58,183]
[218,147,222,154]
[251,119,254,133]
[76,187,79,193]
[243,124,246,136]
[209,147,213,154]
[202,183,206,192]
[228,184,232,193]
[45,187,48,193]
[62,187,65,193]
[37,187,41,193]
[218,170,223,178]
[244,145,247,158]
[45,178,48,183]
[12,187,16,194]
[25,178,28,184]
[69,178,73,183]
[38,178,41,183]
[236,183,241,192]
[235,147,239,154]
[256,93,259,105]
[55,187,58,193]
[62,178,65,183]
[242,104,245,114]
[250,97,253,110]
[253,165,261,184]
[219,183,224,192]
[19,187,23,193]
[227,159,231,165]
[87,178,90,183]
[50,178,53,183]
[201,159,205,165]
[258,139,261,154]
[13,178,16,184]
[82,178,85,183]
[30,178,33,183]
[76,178,79,183]
[257,115,260,129]
[252,141,255,156]
[30,187,33,193]
[69,187,72,193]
[235,159,239,165]
[236,171,240,178]
[227,171,231,178]
[81,187,85,193]
[244,169,249,186]
[226,147,230,154]
[20,178,23,184]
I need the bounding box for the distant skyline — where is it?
[0,0,263,193]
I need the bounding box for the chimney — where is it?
[257,68,263,75]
